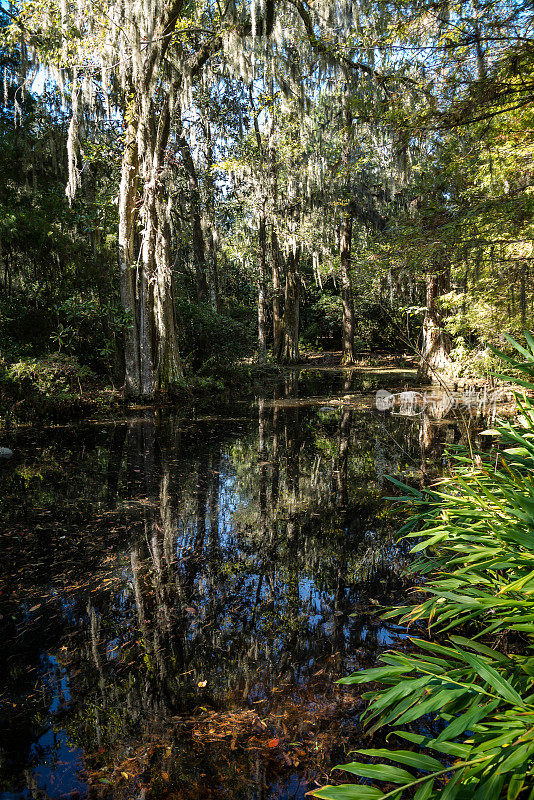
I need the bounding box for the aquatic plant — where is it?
[311,334,534,799]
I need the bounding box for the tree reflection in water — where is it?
[0,369,488,799]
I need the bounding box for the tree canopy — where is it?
[0,0,533,398]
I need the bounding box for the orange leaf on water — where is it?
[267,739,279,748]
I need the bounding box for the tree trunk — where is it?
[176,116,209,303]
[268,121,283,362]
[118,111,141,395]
[206,224,219,311]
[203,122,221,312]
[421,254,451,381]
[340,99,355,364]
[257,210,267,364]
[340,213,355,364]
[139,253,155,396]
[154,191,183,390]
[281,247,301,363]
[520,265,527,328]
[118,89,182,399]
[137,87,183,396]
[65,1,224,398]
[271,227,283,360]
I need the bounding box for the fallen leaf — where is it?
[267,739,279,748]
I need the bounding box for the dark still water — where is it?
[0,368,498,800]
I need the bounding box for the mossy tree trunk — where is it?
[340,212,355,364]
[281,246,301,364]
[420,250,451,381]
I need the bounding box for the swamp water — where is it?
[0,368,502,800]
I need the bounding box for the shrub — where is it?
[0,292,125,375]
[50,297,127,373]
[1,354,96,418]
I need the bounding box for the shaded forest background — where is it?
[0,0,533,411]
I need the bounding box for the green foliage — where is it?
[311,336,534,799]
[301,289,398,352]
[177,300,255,374]
[2,0,533,395]
[0,292,125,374]
[5,354,94,391]
[0,353,97,419]
[447,338,501,380]
[50,297,127,369]
[302,294,343,347]
[352,298,400,352]
[0,16,122,396]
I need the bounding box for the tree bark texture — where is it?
[281,246,300,363]
[203,122,220,312]
[340,101,355,364]
[271,227,283,360]
[118,88,184,396]
[257,210,267,364]
[118,111,142,396]
[115,21,222,396]
[268,123,283,362]
[176,116,209,304]
[340,213,355,364]
[420,252,451,381]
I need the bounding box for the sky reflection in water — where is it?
[0,368,495,799]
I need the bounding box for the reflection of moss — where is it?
[1,385,437,798]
